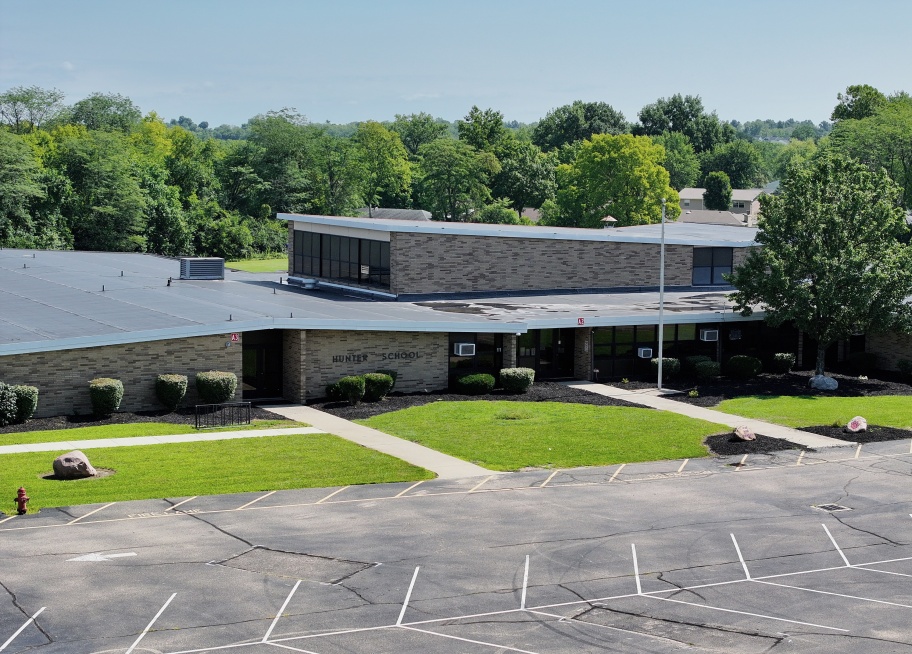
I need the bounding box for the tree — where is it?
[544,133,680,228]
[471,198,529,225]
[308,130,364,216]
[354,121,411,215]
[0,86,66,133]
[831,84,887,122]
[651,132,700,190]
[490,141,556,216]
[634,94,735,154]
[729,152,912,377]
[457,106,508,152]
[70,93,142,132]
[389,112,449,158]
[699,140,766,188]
[703,171,732,210]
[790,121,818,141]
[532,100,627,151]
[0,131,45,245]
[416,139,499,221]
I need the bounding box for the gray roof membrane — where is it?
[0,249,757,355]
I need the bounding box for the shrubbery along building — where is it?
[0,214,901,417]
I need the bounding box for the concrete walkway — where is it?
[564,381,854,450]
[268,405,495,479]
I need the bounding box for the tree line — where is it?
[0,85,908,258]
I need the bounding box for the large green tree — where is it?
[544,133,679,228]
[699,140,766,188]
[490,140,556,216]
[389,112,449,159]
[416,139,498,221]
[0,131,46,245]
[729,152,912,376]
[702,171,732,210]
[831,84,887,122]
[635,94,735,154]
[532,101,627,152]
[458,106,508,153]
[354,121,411,215]
[70,92,142,132]
[0,85,66,133]
[651,131,700,190]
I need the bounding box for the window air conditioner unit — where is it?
[700,329,719,342]
[453,343,476,356]
[637,347,653,359]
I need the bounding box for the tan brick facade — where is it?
[282,330,307,403]
[573,327,593,380]
[865,332,912,371]
[303,330,449,399]
[390,233,736,295]
[0,335,242,418]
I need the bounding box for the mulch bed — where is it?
[704,433,802,456]
[0,406,285,435]
[307,381,641,420]
[800,424,912,444]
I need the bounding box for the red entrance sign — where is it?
[577,318,585,326]
[230,333,240,342]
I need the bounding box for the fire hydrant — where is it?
[14,487,29,515]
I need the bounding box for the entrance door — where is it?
[242,331,284,399]
[517,329,576,379]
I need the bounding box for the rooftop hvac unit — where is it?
[180,257,225,280]
[637,347,653,359]
[699,329,719,342]
[453,343,476,356]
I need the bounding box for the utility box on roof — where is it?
[180,258,225,280]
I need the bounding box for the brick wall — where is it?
[283,330,306,403]
[502,334,518,369]
[865,332,912,371]
[0,335,243,418]
[303,330,448,399]
[573,328,593,380]
[390,233,720,295]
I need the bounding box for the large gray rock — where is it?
[53,450,97,479]
[808,375,839,391]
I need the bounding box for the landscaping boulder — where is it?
[53,450,97,479]
[809,375,839,391]
[847,416,868,433]
[733,425,756,441]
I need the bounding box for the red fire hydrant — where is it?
[14,487,29,515]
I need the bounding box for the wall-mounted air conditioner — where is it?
[453,343,476,356]
[700,329,719,342]
[637,347,653,359]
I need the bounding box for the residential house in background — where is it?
[678,188,765,226]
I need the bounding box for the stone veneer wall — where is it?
[502,334,518,369]
[303,330,449,399]
[0,334,243,418]
[865,332,912,371]
[390,233,720,295]
[282,330,306,404]
[573,328,593,381]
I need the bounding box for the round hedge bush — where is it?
[455,373,495,395]
[726,355,763,379]
[337,375,366,405]
[325,381,344,402]
[89,378,124,416]
[649,357,681,378]
[771,352,796,373]
[683,355,713,375]
[155,374,188,411]
[694,360,721,380]
[363,372,395,402]
[0,383,18,427]
[500,367,535,393]
[195,371,238,404]
[11,385,38,423]
[376,369,398,391]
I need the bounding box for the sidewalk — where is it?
[563,381,854,450]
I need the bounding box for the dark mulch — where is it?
[307,381,641,420]
[704,433,802,456]
[0,406,285,435]
[800,424,912,444]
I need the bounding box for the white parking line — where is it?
[316,486,349,504]
[262,580,301,642]
[608,464,625,482]
[520,555,529,609]
[731,534,751,579]
[394,481,425,498]
[795,451,805,466]
[67,502,115,525]
[540,469,560,487]
[822,524,852,567]
[125,593,176,654]
[0,607,45,652]
[676,459,689,473]
[527,609,692,649]
[735,454,748,470]
[649,595,848,632]
[0,516,16,525]
[397,567,420,625]
[402,625,541,653]
[631,544,642,594]
[755,579,912,610]
[165,496,197,512]
[468,475,496,493]
[237,491,276,510]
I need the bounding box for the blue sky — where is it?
[2,0,910,128]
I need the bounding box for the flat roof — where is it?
[283,214,758,247]
[0,249,760,355]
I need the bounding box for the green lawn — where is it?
[0,419,307,447]
[226,257,287,273]
[4,433,433,511]
[716,395,912,429]
[358,401,727,471]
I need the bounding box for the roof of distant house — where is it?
[679,188,766,202]
[676,210,747,227]
[356,207,432,221]
[521,207,541,223]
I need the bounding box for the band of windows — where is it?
[293,231,390,289]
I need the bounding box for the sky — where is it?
[2,0,911,128]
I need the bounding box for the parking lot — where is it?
[1,440,911,653]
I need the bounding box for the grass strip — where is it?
[226,257,287,273]
[716,395,912,429]
[3,433,433,511]
[0,419,307,447]
[358,401,726,471]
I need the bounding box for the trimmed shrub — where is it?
[195,371,238,404]
[455,373,496,395]
[845,352,879,375]
[0,383,17,427]
[11,385,38,423]
[376,369,398,391]
[683,355,712,375]
[337,375,366,405]
[726,355,763,379]
[500,367,535,393]
[89,378,124,416]
[363,372,395,402]
[650,357,681,379]
[325,381,345,402]
[155,374,188,411]
[694,360,721,380]
[772,352,796,373]
[897,359,912,377]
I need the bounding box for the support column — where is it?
[502,334,518,369]
[282,330,307,404]
[574,327,593,381]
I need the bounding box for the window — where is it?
[683,199,690,207]
[692,247,733,286]
[732,201,746,209]
[291,231,390,289]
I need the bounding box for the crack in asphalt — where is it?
[182,512,254,547]
[0,579,52,644]
[656,571,707,601]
